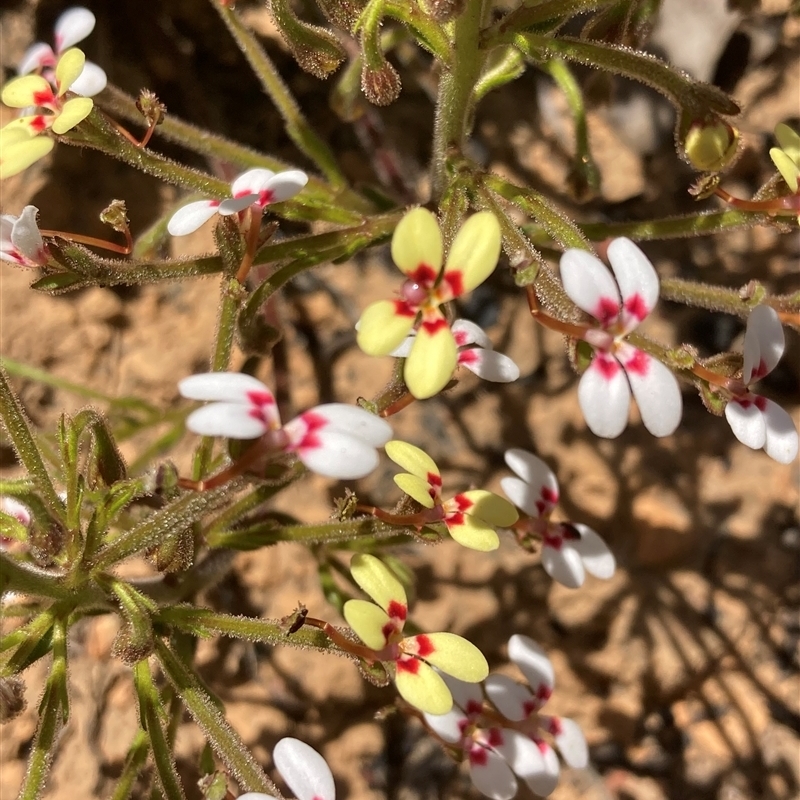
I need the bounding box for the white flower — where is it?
[724,305,798,464]
[168,168,308,236]
[501,449,615,589]
[179,372,392,480]
[390,319,520,383]
[559,238,682,438]
[18,7,107,97]
[238,737,334,800]
[0,206,48,267]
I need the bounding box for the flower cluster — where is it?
[178,372,392,480]
[424,635,587,799]
[343,554,489,714]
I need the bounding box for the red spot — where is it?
[536,685,553,704]
[30,115,49,133]
[523,699,537,717]
[594,297,620,327]
[623,348,649,377]
[465,700,483,717]
[535,738,549,754]
[487,728,504,747]
[257,188,275,207]
[541,487,559,510]
[246,390,277,425]
[443,270,465,298]
[543,532,563,551]
[420,317,448,335]
[408,263,438,287]
[469,744,488,766]
[32,88,55,106]
[387,600,407,622]
[447,511,465,526]
[754,395,767,411]
[381,622,396,641]
[428,472,442,489]
[561,523,580,541]
[454,329,470,347]
[452,494,473,512]
[396,656,420,674]
[751,359,768,381]
[392,299,417,318]
[293,410,327,449]
[595,352,621,380]
[624,293,649,321]
[547,717,563,736]
[414,634,435,658]
[458,349,479,366]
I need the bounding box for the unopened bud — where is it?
[0,676,26,723]
[270,0,345,79]
[426,0,466,21]
[361,60,401,106]
[111,622,154,665]
[679,112,740,172]
[135,90,166,129]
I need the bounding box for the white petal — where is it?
[185,402,268,439]
[273,737,335,800]
[542,542,586,589]
[178,372,273,403]
[217,194,258,215]
[0,214,15,248]
[69,62,107,96]
[606,238,659,329]
[503,450,559,514]
[577,356,631,438]
[55,7,96,51]
[742,305,784,384]
[230,168,275,197]
[622,346,682,437]
[460,349,520,383]
[167,201,219,236]
[522,741,560,797]
[484,674,534,721]
[264,169,309,203]
[295,429,379,479]
[423,708,467,743]
[441,673,484,713]
[11,206,45,264]
[0,497,32,526]
[18,43,55,75]
[544,716,588,769]
[452,319,492,349]
[305,404,392,447]
[500,476,541,518]
[559,249,621,323]
[493,729,548,785]
[762,399,799,464]
[507,635,555,698]
[389,334,415,358]
[469,745,518,800]
[725,400,766,450]
[569,524,615,580]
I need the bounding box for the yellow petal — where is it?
[394,473,436,508]
[442,211,501,295]
[774,123,800,166]
[394,658,452,714]
[770,147,800,192]
[385,441,440,481]
[342,599,391,650]
[404,319,457,400]
[51,96,93,133]
[446,515,500,551]
[459,489,519,527]
[419,632,489,682]
[0,135,54,179]
[349,554,407,615]
[55,48,86,96]
[390,207,443,278]
[1,75,53,108]
[356,300,416,356]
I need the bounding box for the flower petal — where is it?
[559,249,621,324]
[390,207,443,278]
[55,7,97,51]
[442,211,501,295]
[295,429,381,479]
[349,553,407,615]
[542,542,586,588]
[417,632,489,682]
[742,305,784,384]
[762,398,799,464]
[395,658,453,715]
[606,238,659,330]
[304,403,392,447]
[230,168,275,197]
[493,729,548,787]
[264,169,309,203]
[238,794,277,800]
[725,400,766,450]
[774,122,800,165]
[459,348,520,383]
[621,345,682,437]
[422,707,466,743]
[54,48,86,95]
[10,206,45,265]
[0,132,54,179]
[342,599,391,649]
[394,473,436,508]
[771,147,800,191]
[356,300,417,357]
[385,440,440,481]
[452,319,493,349]
[459,489,518,527]
[484,674,535,721]
[543,716,588,769]
[577,355,631,438]
[522,741,560,797]
[389,333,414,358]
[507,635,555,697]
[469,744,518,800]
[499,477,541,519]
[69,61,107,96]
[569,524,615,580]
[273,737,335,800]
[1,75,53,108]
[167,201,220,236]
[185,402,268,439]
[441,673,484,712]
[0,497,32,527]
[18,43,56,76]
[178,372,273,403]
[446,515,500,551]
[404,321,457,399]
[503,449,559,515]
[51,96,93,133]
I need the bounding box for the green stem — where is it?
[0,554,74,602]
[659,277,762,318]
[212,0,345,187]
[16,681,62,800]
[108,730,150,800]
[431,0,487,199]
[486,0,613,40]
[154,639,279,795]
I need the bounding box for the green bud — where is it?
[679,112,740,172]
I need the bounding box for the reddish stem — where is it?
[235,207,262,283]
[526,285,591,339]
[40,228,132,255]
[713,186,800,215]
[177,439,271,491]
[379,391,417,418]
[303,617,379,661]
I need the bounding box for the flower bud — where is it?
[678,112,740,173]
[361,59,401,106]
[270,0,345,79]
[135,90,166,129]
[0,677,26,723]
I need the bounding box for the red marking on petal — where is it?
[535,738,549,754]
[469,744,488,766]
[536,685,553,704]
[754,395,767,411]
[421,317,448,335]
[393,298,417,318]
[396,655,420,674]
[387,600,407,622]
[32,88,55,106]
[623,348,649,377]
[751,359,769,381]
[541,486,558,506]
[454,329,470,347]
[452,494,474,512]
[30,115,50,133]
[547,717,563,736]
[414,634,435,658]
[543,532,563,551]
[594,296,620,327]
[624,293,649,321]
[381,621,396,642]
[443,270,464,298]
[595,352,621,380]
[561,523,580,541]
[245,390,277,425]
[409,263,438,287]
[523,699,538,717]
[446,511,466,526]
[487,728,504,747]
[465,700,483,717]
[257,188,275,208]
[428,472,442,488]
[458,348,479,365]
